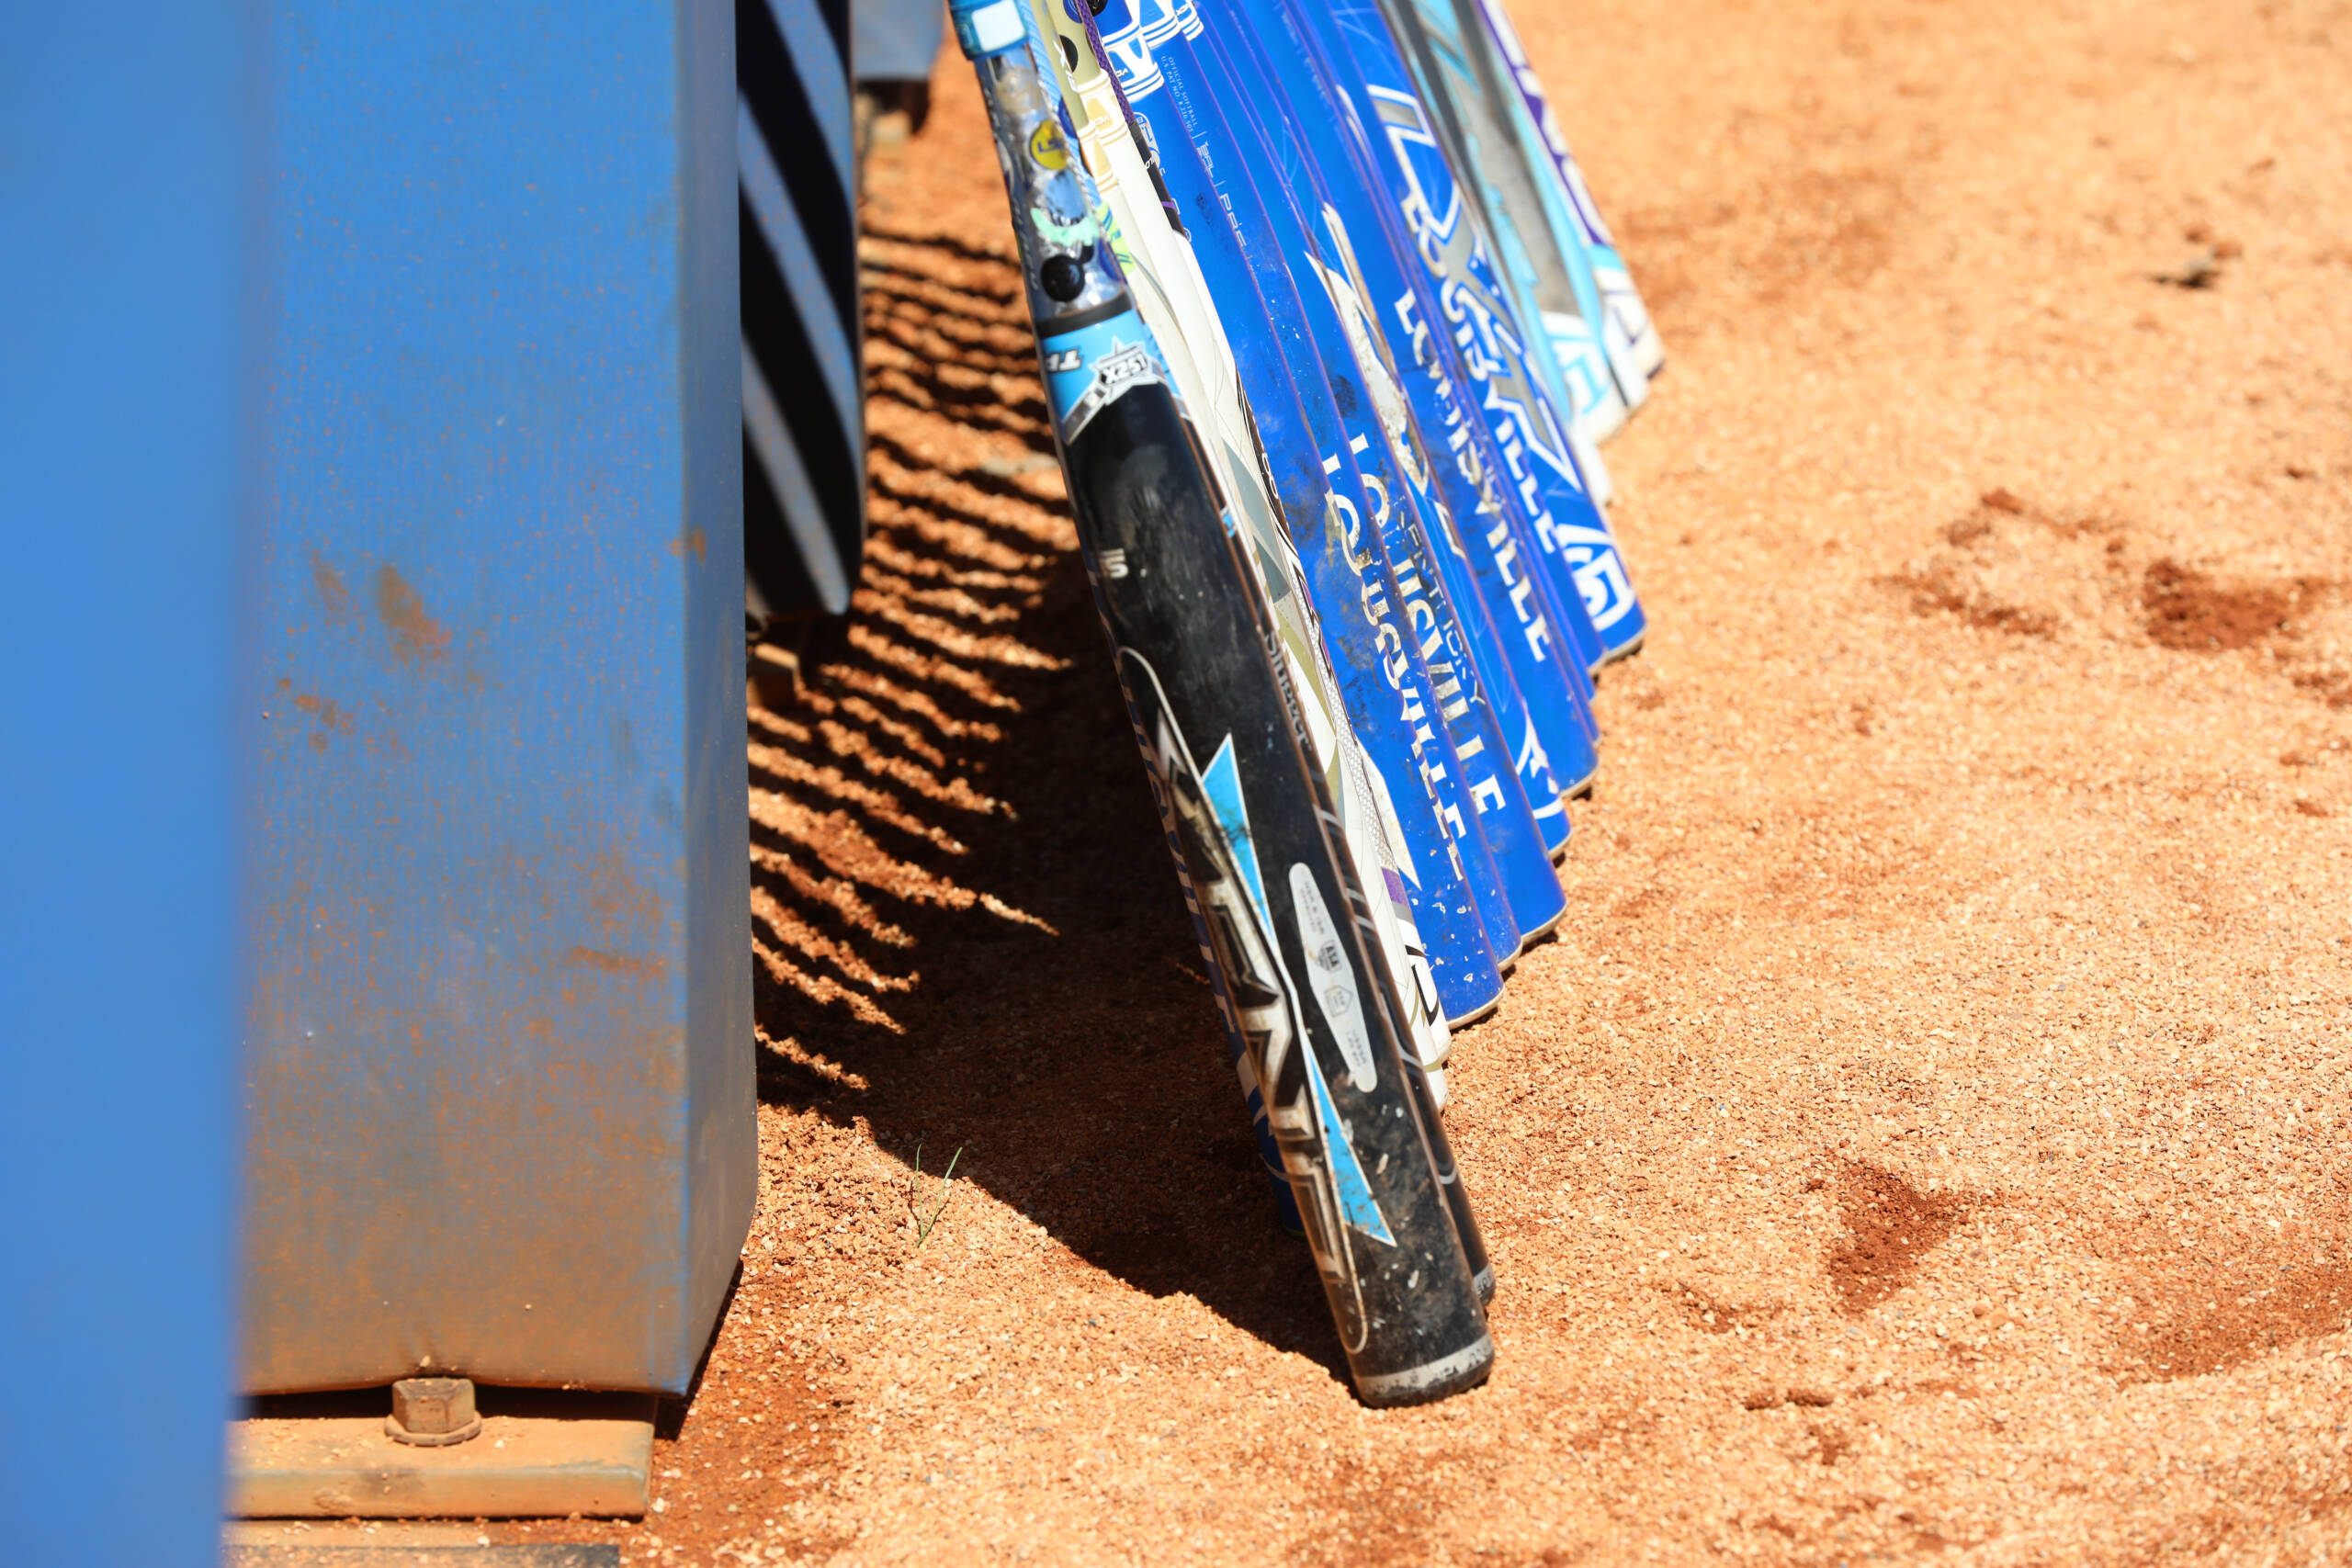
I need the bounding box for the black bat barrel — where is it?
[956,6,1491,1403]
[1063,353,1491,1403]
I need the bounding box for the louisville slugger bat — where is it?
[952,0,1494,1398]
[1029,0,1455,1077]
[1203,7,1605,817]
[1465,0,1665,387]
[1084,0,1510,1028]
[1298,0,1633,639]
[1380,0,1639,434]
[1270,0,1652,665]
[1134,1,1573,957]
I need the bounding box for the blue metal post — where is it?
[240,2,753,1396]
[0,4,248,1563]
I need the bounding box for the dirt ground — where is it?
[514,0,2350,1560]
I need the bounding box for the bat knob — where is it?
[1039,254,1087,301]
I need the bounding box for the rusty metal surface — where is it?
[241,1,752,1396]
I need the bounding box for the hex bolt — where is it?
[385,1376,483,1447]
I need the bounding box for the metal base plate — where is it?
[229,1393,654,1519]
[227,1547,614,1567]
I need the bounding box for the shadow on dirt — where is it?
[746,225,1348,1383]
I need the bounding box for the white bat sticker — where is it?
[1289,862,1378,1091]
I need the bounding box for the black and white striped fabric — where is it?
[739,0,865,620]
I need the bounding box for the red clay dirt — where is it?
[487,1,2351,1561]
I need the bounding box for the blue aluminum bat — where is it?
[1085,0,1510,1027]
[1113,0,1572,957]
[1274,0,1651,665]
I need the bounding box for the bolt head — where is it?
[391,1377,476,1436]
